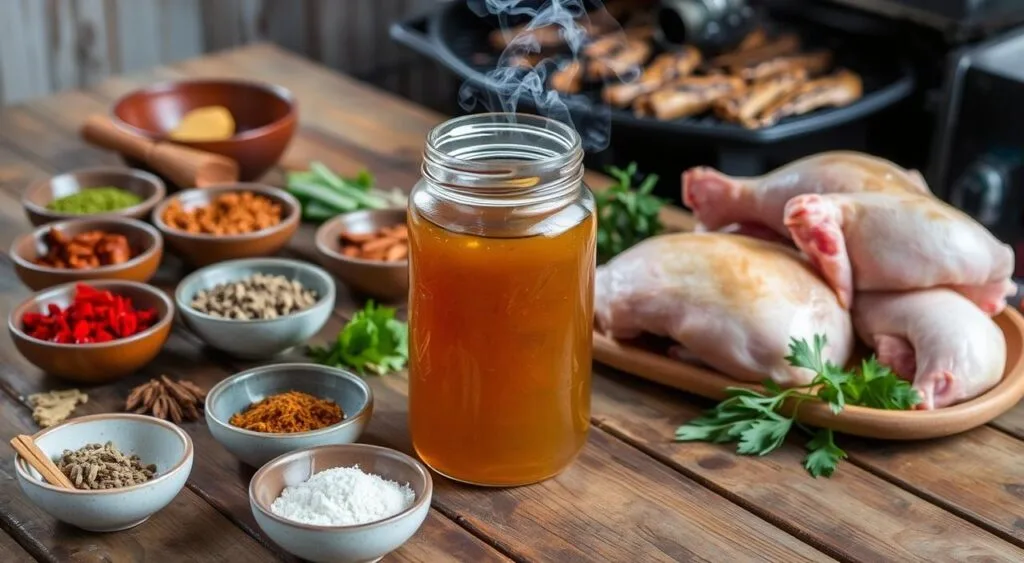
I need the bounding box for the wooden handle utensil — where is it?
[80,114,240,188]
[9,434,75,489]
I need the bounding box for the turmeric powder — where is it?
[229,390,343,433]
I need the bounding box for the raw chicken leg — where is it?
[853,289,1006,409]
[683,151,928,237]
[595,232,853,386]
[783,191,1015,313]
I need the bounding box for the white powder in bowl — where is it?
[270,465,416,526]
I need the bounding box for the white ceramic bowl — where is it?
[14,413,193,532]
[205,363,373,467]
[175,258,336,359]
[249,444,432,563]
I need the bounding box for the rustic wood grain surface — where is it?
[0,44,1021,563]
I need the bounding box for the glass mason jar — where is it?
[408,113,596,487]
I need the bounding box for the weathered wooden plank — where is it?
[111,0,161,73]
[991,403,1024,439]
[0,528,34,563]
[46,0,77,92]
[590,371,1024,561]
[258,0,309,57]
[0,106,117,171]
[71,0,114,86]
[160,0,205,62]
[0,0,52,104]
[200,0,261,52]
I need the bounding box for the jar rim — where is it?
[424,113,582,171]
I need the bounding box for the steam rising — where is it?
[462,0,637,152]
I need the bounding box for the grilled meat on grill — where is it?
[714,69,807,127]
[603,47,702,107]
[636,74,746,120]
[755,69,862,128]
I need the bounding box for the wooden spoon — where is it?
[9,434,75,489]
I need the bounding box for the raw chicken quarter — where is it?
[853,289,1006,410]
[595,232,853,386]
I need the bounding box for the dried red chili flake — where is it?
[21,283,159,344]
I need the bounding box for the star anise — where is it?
[125,375,206,424]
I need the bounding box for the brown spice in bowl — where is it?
[34,228,134,269]
[161,191,282,235]
[339,225,408,262]
[230,390,344,433]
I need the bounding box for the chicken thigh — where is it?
[853,289,1006,409]
[683,151,928,237]
[783,191,1015,313]
[595,232,853,386]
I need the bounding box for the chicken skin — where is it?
[783,192,1015,314]
[595,232,853,386]
[853,289,1006,409]
[683,151,928,237]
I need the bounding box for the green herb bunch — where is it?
[675,335,919,478]
[286,161,405,223]
[595,163,666,264]
[308,301,409,375]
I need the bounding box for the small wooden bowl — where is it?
[10,217,163,291]
[22,167,166,226]
[314,209,408,302]
[152,184,300,267]
[8,280,174,383]
[112,79,297,181]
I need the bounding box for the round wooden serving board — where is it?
[593,307,1024,440]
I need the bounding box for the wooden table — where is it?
[0,44,1021,563]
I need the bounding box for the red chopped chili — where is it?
[22,283,159,344]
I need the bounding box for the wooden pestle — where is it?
[81,114,239,188]
[10,435,75,489]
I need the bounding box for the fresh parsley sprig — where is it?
[308,301,409,375]
[596,163,665,264]
[675,335,920,478]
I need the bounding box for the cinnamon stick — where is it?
[10,435,74,489]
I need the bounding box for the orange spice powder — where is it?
[161,191,282,236]
[229,391,343,433]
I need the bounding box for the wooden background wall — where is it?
[0,0,459,112]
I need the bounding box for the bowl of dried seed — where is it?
[175,257,335,359]
[14,413,193,532]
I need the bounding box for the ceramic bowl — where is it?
[112,79,297,181]
[153,184,300,266]
[10,217,163,291]
[314,208,408,302]
[175,258,335,359]
[22,167,166,226]
[249,444,431,563]
[8,280,174,383]
[14,413,193,532]
[205,364,373,468]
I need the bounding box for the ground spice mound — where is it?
[161,191,282,235]
[58,441,156,490]
[229,390,343,433]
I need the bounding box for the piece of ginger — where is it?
[169,105,235,142]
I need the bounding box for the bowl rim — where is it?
[205,363,373,440]
[9,216,164,275]
[21,166,167,220]
[14,413,194,495]
[152,183,300,242]
[314,210,409,269]
[111,78,297,144]
[8,279,175,349]
[249,443,433,531]
[175,257,336,325]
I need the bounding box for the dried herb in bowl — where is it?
[58,441,156,490]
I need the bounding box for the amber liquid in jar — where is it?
[408,114,595,486]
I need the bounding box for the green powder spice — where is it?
[47,187,143,214]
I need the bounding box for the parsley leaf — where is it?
[804,428,847,478]
[307,301,409,375]
[596,163,665,264]
[676,333,920,478]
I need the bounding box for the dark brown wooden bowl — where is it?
[8,280,174,383]
[112,79,297,181]
[314,208,408,302]
[22,167,166,227]
[153,184,300,267]
[10,218,164,291]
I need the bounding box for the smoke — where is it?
[461,0,637,152]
